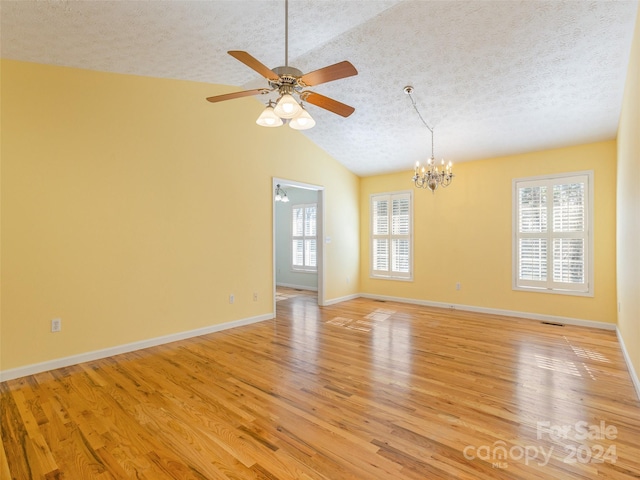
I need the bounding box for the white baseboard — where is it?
[322,293,360,306]
[359,293,617,331]
[0,313,274,383]
[276,283,318,292]
[616,327,640,401]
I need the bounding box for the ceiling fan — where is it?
[206,0,358,129]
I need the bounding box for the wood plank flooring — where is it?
[2,291,639,479]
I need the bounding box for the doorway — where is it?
[272,177,324,314]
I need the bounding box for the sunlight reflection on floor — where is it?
[326,308,397,332]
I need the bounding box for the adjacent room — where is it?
[1,1,639,478]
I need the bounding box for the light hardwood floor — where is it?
[2,292,639,479]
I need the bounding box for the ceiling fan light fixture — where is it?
[289,106,315,130]
[256,101,283,127]
[275,184,290,202]
[274,93,302,119]
[205,0,357,127]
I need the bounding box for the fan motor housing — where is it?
[271,66,304,93]
[273,66,303,78]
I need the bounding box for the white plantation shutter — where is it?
[305,239,316,267]
[518,238,547,281]
[373,239,389,271]
[518,185,548,282]
[371,192,412,279]
[553,238,584,283]
[552,181,586,285]
[519,185,547,234]
[292,239,304,266]
[372,198,389,271]
[513,173,592,295]
[392,197,410,235]
[292,207,304,236]
[292,204,317,271]
[305,206,317,236]
[373,198,389,235]
[392,239,410,273]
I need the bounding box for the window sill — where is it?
[512,285,593,297]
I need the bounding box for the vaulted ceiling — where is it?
[2,0,638,176]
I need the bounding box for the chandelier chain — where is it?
[405,87,435,158]
[405,88,433,132]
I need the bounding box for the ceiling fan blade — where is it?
[302,92,355,118]
[206,88,270,103]
[228,51,280,82]
[299,61,358,87]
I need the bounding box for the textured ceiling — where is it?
[1,0,638,176]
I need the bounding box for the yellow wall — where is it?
[360,141,617,324]
[1,42,635,377]
[617,7,640,383]
[0,60,360,371]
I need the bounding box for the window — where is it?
[292,203,317,272]
[513,171,593,295]
[371,191,412,280]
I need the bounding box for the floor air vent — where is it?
[541,321,565,327]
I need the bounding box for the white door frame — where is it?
[272,177,325,313]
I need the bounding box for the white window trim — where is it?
[512,170,594,297]
[370,190,413,281]
[291,203,317,273]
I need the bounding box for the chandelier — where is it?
[404,86,454,192]
[274,184,290,202]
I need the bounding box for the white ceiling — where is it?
[1,0,638,177]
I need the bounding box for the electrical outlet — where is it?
[229,294,234,304]
[51,318,61,333]
[456,282,461,291]
[253,292,258,302]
